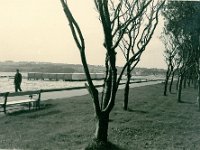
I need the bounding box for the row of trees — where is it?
[162,1,200,107]
[60,0,165,147]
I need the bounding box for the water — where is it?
[0,72,164,93]
[0,72,104,92]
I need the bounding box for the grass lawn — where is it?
[0,83,199,150]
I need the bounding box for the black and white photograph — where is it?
[0,0,200,149]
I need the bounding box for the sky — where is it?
[0,0,166,69]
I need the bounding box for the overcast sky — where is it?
[0,0,166,69]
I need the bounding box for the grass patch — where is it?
[85,139,125,150]
[0,83,199,149]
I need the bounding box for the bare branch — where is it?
[61,0,101,116]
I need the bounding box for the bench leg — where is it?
[28,102,31,110]
[3,105,6,114]
[29,102,31,110]
[38,101,40,110]
[36,101,40,110]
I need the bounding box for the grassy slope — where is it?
[0,83,199,150]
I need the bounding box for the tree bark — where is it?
[95,113,109,142]
[183,75,187,88]
[169,71,175,93]
[194,77,197,89]
[177,74,183,102]
[176,72,180,90]
[123,64,131,110]
[197,74,200,110]
[196,36,200,110]
[164,67,171,96]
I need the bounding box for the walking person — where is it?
[14,69,22,92]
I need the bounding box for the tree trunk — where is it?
[197,74,200,110]
[123,76,130,111]
[95,113,109,142]
[187,78,191,87]
[177,74,183,102]
[164,67,171,96]
[123,64,131,110]
[176,73,180,90]
[169,71,175,93]
[196,36,200,110]
[191,77,194,85]
[194,77,197,89]
[163,77,168,96]
[183,76,187,88]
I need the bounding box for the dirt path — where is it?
[41,80,163,100]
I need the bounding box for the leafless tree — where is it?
[60,0,164,145]
[161,30,177,95]
[118,0,165,110]
[176,35,194,102]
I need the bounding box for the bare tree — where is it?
[161,30,177,96]
[118,0,165,110]
[169,57,181,93]
[60,0,164,146]
[176,36,194,102]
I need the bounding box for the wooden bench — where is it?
[0,90,41,114]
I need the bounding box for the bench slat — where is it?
[0,90,41,114]
[8,90,41,97]
[6,99,38,105]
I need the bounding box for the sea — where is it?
[0,72,104,93]
[0,72,164,93]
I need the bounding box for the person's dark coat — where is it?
[14,73,22,85]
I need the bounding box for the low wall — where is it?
[63,73,73,81]
[28,73,35,80]
[28,72,104,81]
[71,73,86,81]
[34,73,43,80]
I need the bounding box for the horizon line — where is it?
[0,60,166,70]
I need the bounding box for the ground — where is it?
[0,83,199,150]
